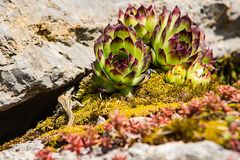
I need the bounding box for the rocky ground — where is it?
[1,140,240,160]
[0,0,240,159]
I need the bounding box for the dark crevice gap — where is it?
[0,70,90,145]
[202,3,240,39]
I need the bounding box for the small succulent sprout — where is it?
[186,62,212,86]
[118,4,158,43]
[151,6,207,71]
[92,24,152,96]
[166,65,187,85]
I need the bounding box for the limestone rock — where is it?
[0,140,43,160]
[1,0,240,111]
[1,141,239,160]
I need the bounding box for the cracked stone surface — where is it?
[0,0,240,111]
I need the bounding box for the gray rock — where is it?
[80,141,240,160]
[126,141,240,160]
[0,140,43,160]
[1,0,240,111]
[1,141,239,160]
[0,0,240,150]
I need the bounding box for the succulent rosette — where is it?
[151,6,211,71]
[166,65,187,85]
[186,62,213,86]
[149,6,214,85]
[166,48,214,85]
[92,24,152,96]
[118,4,158,43]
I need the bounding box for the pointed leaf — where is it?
[174,14,191,33]
[123,71,145,86]
[109,69,123,82]
[104,24,116,38]
[104,57,112,74]
[94,35,104,54]
[92,61,102,77]
[145,7,157,32]
[137,5,147,16]
[126,4,137,15]
[134,23,147,38]
[114,24,129,40]
[124,14,138,27]
[118,9,125,24]
[110,37,123,53]
[168,51,181,65]
[202,48,213,64]
[135,40,144,61]
[124,37,135,56]
[157,48,167,66]
[135,12,146,25]
[103,35,112,57]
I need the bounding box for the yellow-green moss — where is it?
[197,120,229,145]
[0,71,220,150]
[142,118,199,145]
[41,125,87,138]
[142,119,227,145]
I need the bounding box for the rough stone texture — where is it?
[0,140,43,160]
[85,141,240,160]
[1,0,240,111]
[0,141,239,160]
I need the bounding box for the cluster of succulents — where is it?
[92,4,214,95]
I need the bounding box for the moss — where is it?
[43,134,62,149]
[197,120,229,145]
[142,118,199,145]
[0,71,219,150]
[64,72,216,127]
[142,118,232,147]
[41,125,87,138]
[42,125,89,148]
